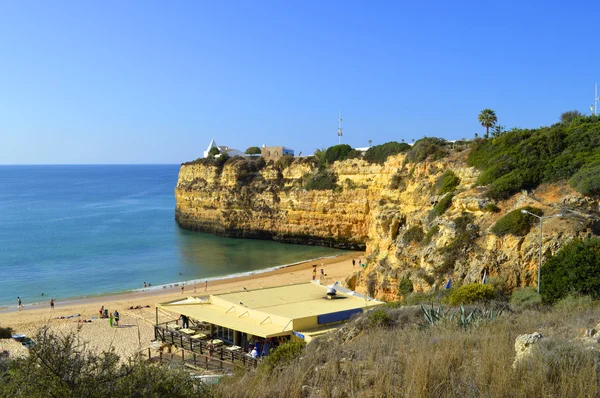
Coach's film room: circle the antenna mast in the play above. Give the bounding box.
[337,109,343,145]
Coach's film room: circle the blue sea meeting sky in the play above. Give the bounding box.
[1,1,599,165]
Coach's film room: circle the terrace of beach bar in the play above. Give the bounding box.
[156,281,384,351]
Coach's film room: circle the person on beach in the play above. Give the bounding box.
[205,281,208,291]
[181,285,184,294]
[50,299,54,309]
[113,310,119,326]
[143,282,147,288]
[109,312,113,327]
[17,297,22,309]
[99,306,104,318]
[352,258,355,267]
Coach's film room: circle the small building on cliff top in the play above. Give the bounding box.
[157,281,383,347]
[203,139,245,158]
[261,145,294,161]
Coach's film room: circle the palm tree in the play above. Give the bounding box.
[478,109,498,138]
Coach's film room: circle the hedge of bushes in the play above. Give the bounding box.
[491,206,543,237]
[363,141,411,164]
[406,137,448,163]
[468,115,600,199]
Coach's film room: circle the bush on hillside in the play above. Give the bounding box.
[446,284,496,306]
[435,170,460,195]
[429,194,453,220]
[438,214,480,274]
[569,163,600,196]
[485,203,501,213]
[368,309,393,327]
[304,170,338,191]
[468,115,600,199]
[406,137,448,163]
[261,341,306,373]
[423,225,440,245]
[398,277,414,297]
[491,206,543,237]
[510,287,542,310]
[540,238,600,304]
[403,226,424,244]
[345,149,363,160]
[0,328,206,397]
[363,141,411,164]
[276,154,294,170]
[325,144,354,164]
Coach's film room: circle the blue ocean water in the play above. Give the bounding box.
[0,165,343,308]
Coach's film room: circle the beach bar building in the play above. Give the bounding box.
[156,282,384,352]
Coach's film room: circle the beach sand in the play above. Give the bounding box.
[0,253,363,360]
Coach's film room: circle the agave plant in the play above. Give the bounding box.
[421,304,503,329]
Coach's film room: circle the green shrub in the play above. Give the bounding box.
[368,309,393,327]
[423,225,440,245]
[325,144,354,164]
[276,154,294,170]
[541,238,600,304]
[398,277,414,297]
[468,115,600,199]
[446,284,496,305]
[429,194,453,220]
[491,206,543,237]
[435,170,460,195]
[569,163,600,196]
[485,203,501,213]
[208,147,221,157]
[363,141,411,164]
[403,226,424,244]
[406,137,448,163]
[260,341,306,373]
[510,287,542,310]
[0,326,12,339]
[553,294,595,311]
[305,170,338,191]
[245,146,262,155]
[345,149,363,160]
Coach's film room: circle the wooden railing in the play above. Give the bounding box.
[154,324,258,369]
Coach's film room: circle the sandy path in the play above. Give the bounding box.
[0,253,363,359]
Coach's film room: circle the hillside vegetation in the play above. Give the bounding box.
[468,115,600,199]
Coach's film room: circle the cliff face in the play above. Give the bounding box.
[175,152,600,297]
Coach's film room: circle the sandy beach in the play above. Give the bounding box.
[0,252,363,360]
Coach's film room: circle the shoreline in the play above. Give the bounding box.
[0,252,362,314]
[0,251,364,360]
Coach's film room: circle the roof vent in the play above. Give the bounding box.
[326,287,337,299]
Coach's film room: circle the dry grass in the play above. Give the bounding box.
[213,303,600,398]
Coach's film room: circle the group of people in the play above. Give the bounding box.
[98,306,120,326]
[352,258,365,268]
[247,336,287,359]
[311,264,326,280]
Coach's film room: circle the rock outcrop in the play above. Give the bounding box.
[175,150,600,298]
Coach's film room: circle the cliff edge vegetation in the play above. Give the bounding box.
[175,116,600,297]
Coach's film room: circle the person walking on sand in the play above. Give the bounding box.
[352,258,355,267]
[113,310,119,326]
[193,285,196,293]
[50,299,54,309]
[205,281,208,291]
[17,297,22,309]
[181,285,184,294]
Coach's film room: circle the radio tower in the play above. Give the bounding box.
[337,109,343,145]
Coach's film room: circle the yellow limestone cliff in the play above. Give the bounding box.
[175,153,599,299]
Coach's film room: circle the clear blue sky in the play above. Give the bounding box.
[1,1,599,164]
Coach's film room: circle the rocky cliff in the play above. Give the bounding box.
[175,150,600,298]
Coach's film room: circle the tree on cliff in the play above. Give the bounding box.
[478,109,497,139]
[208,147,221,158]
[245,146,262,156]
[560,110,583,124]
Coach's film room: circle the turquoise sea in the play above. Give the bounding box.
[0,165,343,309]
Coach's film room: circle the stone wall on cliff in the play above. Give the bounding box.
[175,150,600,298]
